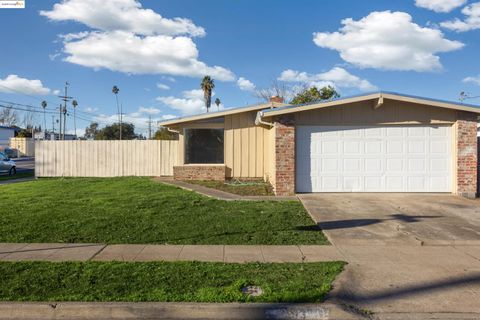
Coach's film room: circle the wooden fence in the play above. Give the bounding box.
[35,140,178,177]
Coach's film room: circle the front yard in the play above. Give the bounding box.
[0,170,34,181]
[0,261,344,302]
[0,177,327,244]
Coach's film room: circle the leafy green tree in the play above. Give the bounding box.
[84,122,100,140]
[154,127,178,140]
[96,122,138,140]
[200,76,215,112]
[290,85,340,105]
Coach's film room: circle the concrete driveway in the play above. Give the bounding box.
[299,193,480,246]
[298,193,480,317]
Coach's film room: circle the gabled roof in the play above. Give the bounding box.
[159,91,480,127]
[158,101,289,126]
[0,125,17,131]
[261,91,480,117]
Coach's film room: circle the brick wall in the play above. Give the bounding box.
[174,165,226,181]
[456,111,477,199]
[274,115,295,196]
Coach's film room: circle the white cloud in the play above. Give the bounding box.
[52,89,61,95]
[162,76,176,82]
[84,106,99,113]
[92,106,175,136]
[60,31,235,80]
[138,106,161,115]
[237,77,256,91]
[156,83,170,90]
[441,3,480,31]
[40,0,205,37]
[41,0,235,81]
[0,75,52,95]
[415,0,467,12]
[157,89,221,115]
[313,11,464,71]
[463,75,480,86]
[279,67,377,91]
[161,114,176,120]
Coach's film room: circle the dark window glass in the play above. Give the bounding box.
[185,129,224,164]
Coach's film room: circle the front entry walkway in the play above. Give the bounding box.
[299,193,480,315]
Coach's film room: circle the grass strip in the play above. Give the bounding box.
[0,261,344,302]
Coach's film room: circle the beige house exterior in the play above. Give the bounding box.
[159,92,479,198]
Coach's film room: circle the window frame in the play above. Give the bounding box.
[183,127,225,165]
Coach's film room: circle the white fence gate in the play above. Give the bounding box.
[35,140,178,177]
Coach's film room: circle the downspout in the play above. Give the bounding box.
[167,127,180,134]
[374,94,384,109]
[255,110,274,127]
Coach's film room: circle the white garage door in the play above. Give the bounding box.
[296,125,452,193]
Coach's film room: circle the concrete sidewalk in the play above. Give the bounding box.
[0,302,361,320]
[0,243,342,263]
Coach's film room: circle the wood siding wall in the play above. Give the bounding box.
[35,140,178,177]
[225,111,273,179]
[294,100,457,126]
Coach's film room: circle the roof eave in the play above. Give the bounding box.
[158,102,290,126]
[261,91,480,117]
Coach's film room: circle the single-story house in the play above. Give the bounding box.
[0,125,16,150]
[158,91,479,198]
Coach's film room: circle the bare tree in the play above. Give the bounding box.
[23,108,35,127]
[255,80,298,103]
[0,107,18,126]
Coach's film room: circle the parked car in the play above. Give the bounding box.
[0,152,16,175]
[2,148,17,159]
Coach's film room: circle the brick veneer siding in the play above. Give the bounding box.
[174,165,226,181]
[274,115,295,196]
[456,111,477,199]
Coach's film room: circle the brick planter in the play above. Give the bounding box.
[174,165,226,181]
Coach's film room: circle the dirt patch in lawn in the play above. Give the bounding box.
[186,179,274,196]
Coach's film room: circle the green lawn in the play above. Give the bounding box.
[0,170,34,181]
[0,261,344,302]
[187,180,274,196]
[0,177,327,244]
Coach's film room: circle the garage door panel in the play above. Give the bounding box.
[296,125,452,193]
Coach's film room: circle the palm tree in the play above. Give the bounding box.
[72,100,78,138]
[214,98,221,111]
[112,85,122,140]
[41,101,47,139]
[200,76,215,113]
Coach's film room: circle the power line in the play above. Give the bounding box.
[0,103,56,114]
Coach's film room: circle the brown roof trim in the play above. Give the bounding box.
[261,92,480,117]
[158,102,288,126]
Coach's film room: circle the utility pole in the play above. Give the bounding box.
[51,115,55,140]
[72,100,78,139]
[147,115,153,139]
[59,104,62,140]
[58,82,72,140]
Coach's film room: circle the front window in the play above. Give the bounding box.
[185,129,224,164]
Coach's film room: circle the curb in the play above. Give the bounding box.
[0,302,362,320]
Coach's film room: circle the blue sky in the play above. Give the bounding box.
[0,0,479,136]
